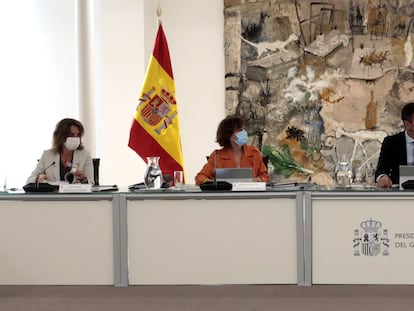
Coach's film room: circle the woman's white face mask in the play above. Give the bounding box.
[64,137,80,151]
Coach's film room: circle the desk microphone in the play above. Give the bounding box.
[65,171,75,184]
[199,150,232,191]
[213,149,218,187]
[35,161,56,189]
[64,162,80,184]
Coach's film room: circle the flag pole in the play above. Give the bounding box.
[156,2,162,26]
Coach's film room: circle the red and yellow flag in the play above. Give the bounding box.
[128,23,184,178]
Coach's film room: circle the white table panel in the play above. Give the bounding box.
[311,195,414,284]
[0,199,114,285]
[127,197,298,285]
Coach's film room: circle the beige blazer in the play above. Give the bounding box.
[26,149,94,184]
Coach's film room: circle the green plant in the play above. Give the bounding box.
[262,145,314,178]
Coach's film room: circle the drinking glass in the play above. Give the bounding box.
[173,170,184,189]
[365,164,376,188]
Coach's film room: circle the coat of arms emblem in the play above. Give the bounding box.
[353,218,390,256]
[138,87,177,134]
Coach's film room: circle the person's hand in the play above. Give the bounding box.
[37,174,48,182]
[378,175,392,188]
[74,170,88,183]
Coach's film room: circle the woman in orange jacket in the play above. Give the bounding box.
[195,115,269,185]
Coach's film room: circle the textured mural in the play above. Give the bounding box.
[224,0,414,186]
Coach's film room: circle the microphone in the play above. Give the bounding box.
[64,162,80,184]
[65,171,75,184]
[199,150,232,191]
[35,161,56,189]
[213,149,217,187]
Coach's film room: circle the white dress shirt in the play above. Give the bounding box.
[405,131,414,165]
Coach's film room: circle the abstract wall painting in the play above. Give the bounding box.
[224,0,414,185]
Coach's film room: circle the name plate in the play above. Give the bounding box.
[231,182,266,191]
[59,184,92,193]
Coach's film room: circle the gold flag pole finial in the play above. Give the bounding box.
[156,2,162,26]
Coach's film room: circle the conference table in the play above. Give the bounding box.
[0,185,413,286]
[0,187,302,286]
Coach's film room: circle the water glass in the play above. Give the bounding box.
[174,170,184,189]
[365,165,376,188]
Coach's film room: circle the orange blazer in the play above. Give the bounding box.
[195,145,270,185]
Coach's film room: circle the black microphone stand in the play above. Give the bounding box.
[35,161,56,190]
[213,150,217,187]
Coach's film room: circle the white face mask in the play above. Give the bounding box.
[64,137,80,151]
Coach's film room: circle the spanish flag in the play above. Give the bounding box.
[128,23,184,178]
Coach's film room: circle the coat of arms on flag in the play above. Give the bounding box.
[139,87,178,135]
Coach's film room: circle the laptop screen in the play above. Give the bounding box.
[215,167,253,182]
[399,165,414,189]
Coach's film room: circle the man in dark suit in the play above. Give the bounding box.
[376,102,414,188]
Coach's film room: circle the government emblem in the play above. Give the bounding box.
[138,87,177,134]
[353,218,390,256]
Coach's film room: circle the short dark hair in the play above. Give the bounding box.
[216,115,244,148]
[401,103,414,122]
[52,118,85,153]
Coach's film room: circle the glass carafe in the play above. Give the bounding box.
[144,156,163,189]
[335,155,353,188]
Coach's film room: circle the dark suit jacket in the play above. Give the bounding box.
[375,131,407,184]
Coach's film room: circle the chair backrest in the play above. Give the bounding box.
[262,155,269,169]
